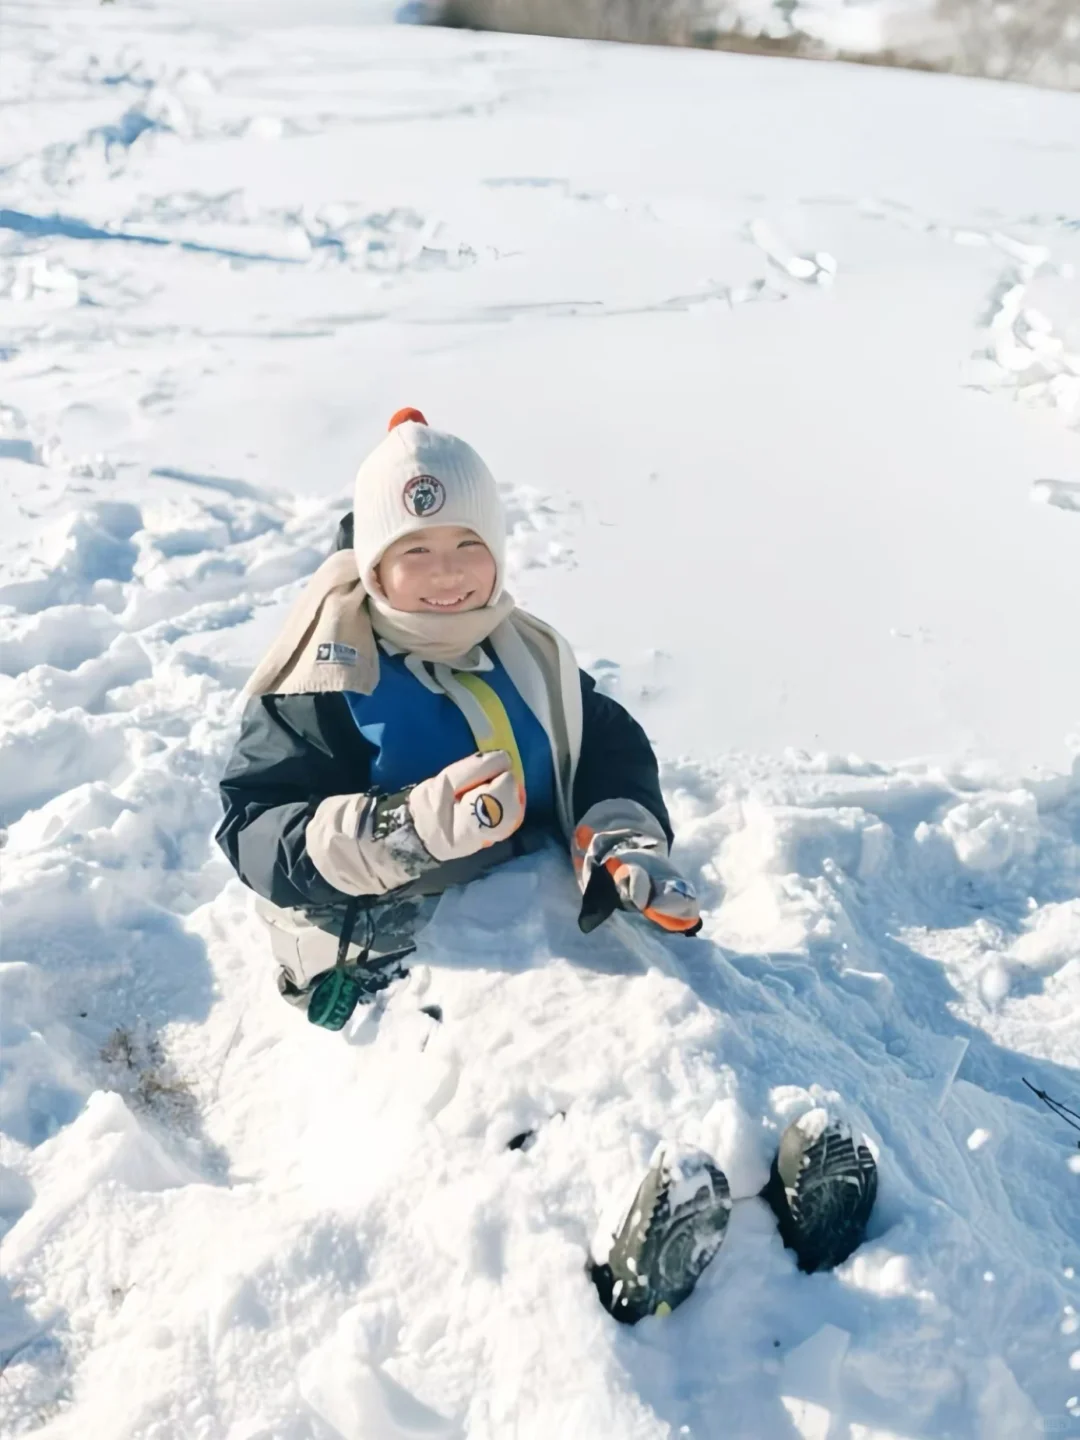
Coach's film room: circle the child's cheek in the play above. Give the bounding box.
[385,560,417,604]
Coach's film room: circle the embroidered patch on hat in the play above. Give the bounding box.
[316,641,358,666]
[403,474,446,518]
[473,792,504,829]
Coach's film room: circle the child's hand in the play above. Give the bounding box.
[602,850,701,934]
[572,800,701,936]
[409,750,524,861]
[307,751,524,898]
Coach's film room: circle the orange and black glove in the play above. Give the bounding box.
[572,800,701,937]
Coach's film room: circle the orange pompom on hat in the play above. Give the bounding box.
[387,406,427,429]
[352,407,507,601]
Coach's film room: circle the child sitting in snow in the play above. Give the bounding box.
[217,406,700,1024]
[217,409,877,1323]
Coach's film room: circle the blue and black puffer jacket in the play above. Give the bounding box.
[216,515,671,1014]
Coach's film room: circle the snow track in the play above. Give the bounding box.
[2,3,1080,1436]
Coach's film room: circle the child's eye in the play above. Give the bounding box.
[459,540,482,548]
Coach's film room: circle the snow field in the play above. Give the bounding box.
[1,2,1079,1435]
[1,467,1078,1435]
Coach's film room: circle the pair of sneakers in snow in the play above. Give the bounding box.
[590,1112,877,1324]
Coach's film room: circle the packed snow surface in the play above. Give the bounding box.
[1,2,1079,1437]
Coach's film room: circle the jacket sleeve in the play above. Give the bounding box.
[216,693,374,910]
[572,672,673,846]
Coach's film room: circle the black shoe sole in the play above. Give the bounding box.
[762,1119,877,1273]
[591,1149,732,1324]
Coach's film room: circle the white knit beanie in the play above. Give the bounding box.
[353,408,507,600]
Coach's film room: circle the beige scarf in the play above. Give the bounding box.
[243,551,511,698]
[242,550,585,837]
[368,590,517,668]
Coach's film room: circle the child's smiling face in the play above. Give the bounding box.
[375,525,497,613]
